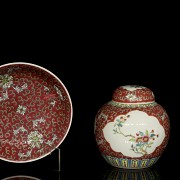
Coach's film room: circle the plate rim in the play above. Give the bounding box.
[0,62,73,163]
[1,175,41,180]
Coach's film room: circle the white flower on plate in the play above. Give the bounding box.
[16,105,27,115]
[45,134,58,146]
[13,125,28,135]
[0,90,9,102]
[13,83,28,93]
[32,117,46,129]
[18,150,32,158]
[0,74,13,89]
[50,99,56,107]
[27,131,43,149]
[54,85,64,100]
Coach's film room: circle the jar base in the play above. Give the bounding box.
[102,154,160,169]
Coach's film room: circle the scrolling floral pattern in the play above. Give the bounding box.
[0,64,72,162]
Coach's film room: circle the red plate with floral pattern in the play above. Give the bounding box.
[0,62,72,163]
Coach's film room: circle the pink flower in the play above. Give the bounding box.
[143,136,149,142]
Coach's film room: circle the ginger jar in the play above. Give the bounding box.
[94,85,170,169]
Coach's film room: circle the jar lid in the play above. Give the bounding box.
[112,85,155,103]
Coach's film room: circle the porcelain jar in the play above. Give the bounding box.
[94,85,170,169]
